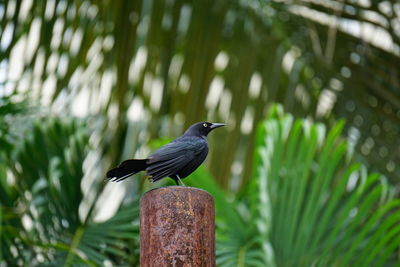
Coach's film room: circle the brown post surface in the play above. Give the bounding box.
[140,186,215,267]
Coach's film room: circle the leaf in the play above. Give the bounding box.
[0,118,140,266]
[253,105,400,266]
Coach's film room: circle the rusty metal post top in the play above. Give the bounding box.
[140,185,215,267]
[141,185,213,200]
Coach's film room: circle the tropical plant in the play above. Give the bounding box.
[1,0,399,191]
[0,115,140,266]
[255,106,400,266]
[190,105,400,266]
[1,0,400,265]
[1,101,399,266]
[189,167,275,267]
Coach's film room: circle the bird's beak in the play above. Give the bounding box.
[210,123,226,130]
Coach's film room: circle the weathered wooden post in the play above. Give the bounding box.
[140,186,215,267]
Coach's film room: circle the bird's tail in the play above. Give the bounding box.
[106,159,147,182]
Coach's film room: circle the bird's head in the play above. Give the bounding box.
[184,122,226,137]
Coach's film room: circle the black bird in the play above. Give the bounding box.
[106,122,225,185]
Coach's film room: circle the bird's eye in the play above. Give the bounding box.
[203,123,208,127]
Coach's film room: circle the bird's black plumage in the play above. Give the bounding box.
[106,122,225,185]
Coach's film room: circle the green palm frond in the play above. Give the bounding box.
[0,118,140,266]
[0,95,28,154]
[255,105,400,266]
[2,0,399,187]
[190,105,400,266]
[189,167,275,267]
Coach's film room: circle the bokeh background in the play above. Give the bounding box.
[1,0,400,266]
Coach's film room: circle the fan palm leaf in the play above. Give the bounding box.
[0,118,140,266]
[254,105,400,266]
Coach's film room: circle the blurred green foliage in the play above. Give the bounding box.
[0,107,140,266]
[1,0,399,189]
[2,103,399,266]
[1,0,400,266]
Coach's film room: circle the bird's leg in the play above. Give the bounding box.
[176,174,186,187]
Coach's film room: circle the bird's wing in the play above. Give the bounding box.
[147,136,207,163]
[146,137,207,181]
[177,146,208,178]
[147,154,192,182]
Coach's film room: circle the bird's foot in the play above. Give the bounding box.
[176,175,186,187]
